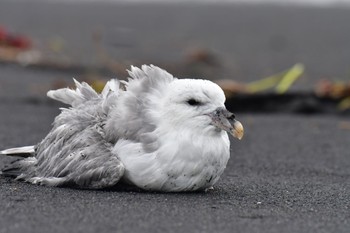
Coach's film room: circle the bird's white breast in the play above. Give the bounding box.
[113,130,230,192]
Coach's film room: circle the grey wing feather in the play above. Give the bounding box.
[47,78,117,107]
[9,79,124,189]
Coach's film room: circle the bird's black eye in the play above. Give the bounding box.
[187,98,202,106]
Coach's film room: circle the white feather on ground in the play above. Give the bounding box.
[0,65,243,192]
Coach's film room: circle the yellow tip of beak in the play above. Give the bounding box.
[232,120,244,140]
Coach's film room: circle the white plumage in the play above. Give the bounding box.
[0,65,243,192]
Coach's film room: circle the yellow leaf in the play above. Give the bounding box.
[275,63,304,94]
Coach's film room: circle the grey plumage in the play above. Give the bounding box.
[3,79,124,188]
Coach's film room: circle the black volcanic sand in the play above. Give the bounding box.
[1,101,350,233]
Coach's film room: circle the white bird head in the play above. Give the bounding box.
[106,65,243,142]
[158,79,244,139]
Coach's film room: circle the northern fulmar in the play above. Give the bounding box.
[1,65,244,192]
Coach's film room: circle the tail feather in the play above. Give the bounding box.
[1,158,23,177]
[0,145,35,157]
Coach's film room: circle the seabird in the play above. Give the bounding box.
[0,65,244,192]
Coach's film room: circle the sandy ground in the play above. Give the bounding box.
[1,2,350,233]
[0,100,350,233]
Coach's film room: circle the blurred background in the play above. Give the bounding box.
[0,0,350,112]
